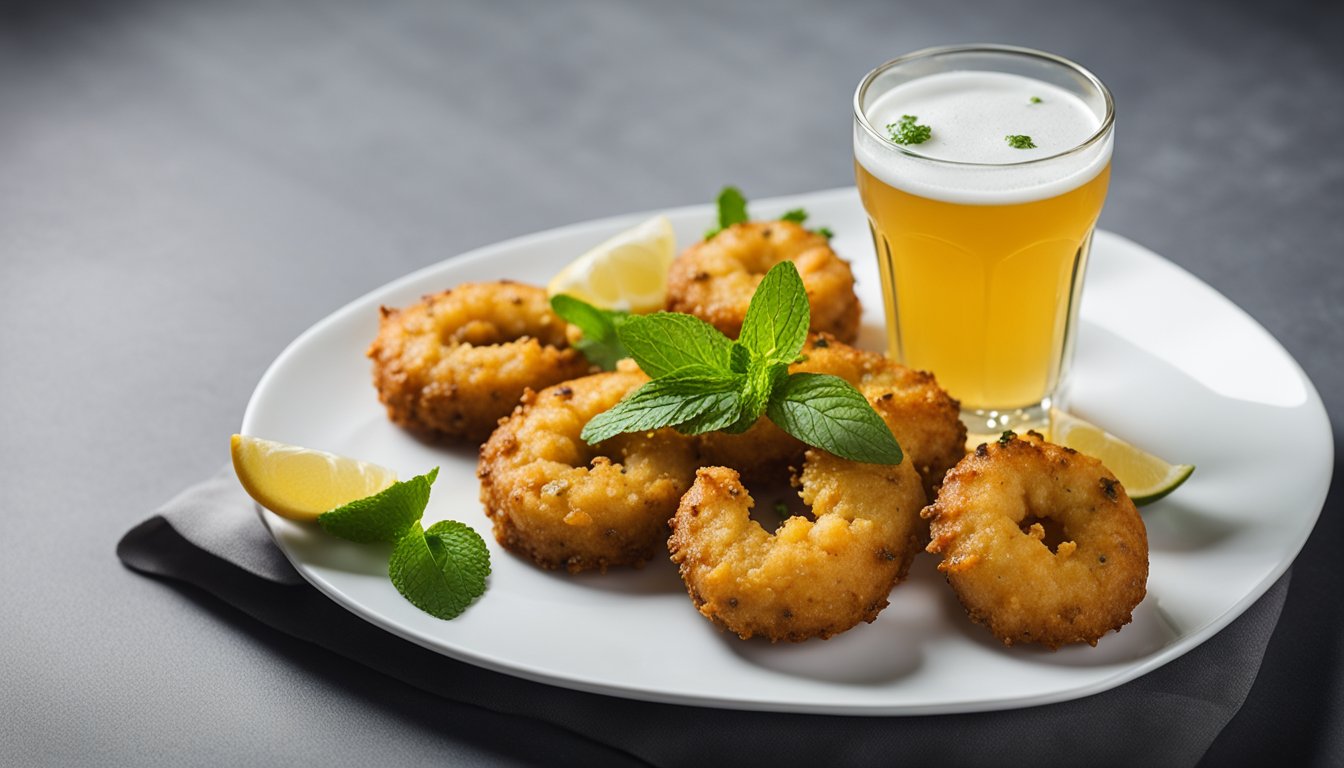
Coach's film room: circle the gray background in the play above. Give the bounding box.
[2,0,1341,765]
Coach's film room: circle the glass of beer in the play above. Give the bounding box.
[853,45,1114,440]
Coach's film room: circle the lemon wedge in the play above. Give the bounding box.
[230,434,398,522]
[547,214,675,313]
[1049,410,1194,506]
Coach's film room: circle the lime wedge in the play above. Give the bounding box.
[1049,409,1195,506]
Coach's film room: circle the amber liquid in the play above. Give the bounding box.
[855,161,1111,419]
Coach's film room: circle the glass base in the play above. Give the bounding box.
[961,400,1053,448]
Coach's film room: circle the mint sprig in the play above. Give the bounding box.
[581,261,902,464]
[703,186,750,240]
[317,468,490,620]
[550,294,629,370]
[704,188,833,241]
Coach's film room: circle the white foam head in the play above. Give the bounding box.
[855,69,1113,205]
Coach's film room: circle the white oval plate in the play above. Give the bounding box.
[243,188,1333,715]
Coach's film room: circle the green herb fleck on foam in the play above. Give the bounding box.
[581,261,902,465]
[318,468,490,621]
[886,114,932,146]
[1029,96,1043,104]
[1005,134,1038,149]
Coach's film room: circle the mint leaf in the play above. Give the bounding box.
[744,359,789,416]
[550,294,629,370]
[738,261,809,366]
[617,312,733,377]
[704,186,749,240]
[720,357,786,434]
[718,186,749,228]
[767,374,902,464]
[729,343,751,374]
[666,388,745,435]
[1005,134,1037,149]
[318,468,439,544]
[581,373,742,444]
[388,520,490,621]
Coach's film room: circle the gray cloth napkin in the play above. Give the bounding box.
[118,465,1289,767]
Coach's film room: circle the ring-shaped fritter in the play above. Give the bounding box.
[666,221,861,342]
[478,367,698,573]
[668,450,926,642]
[368,281,590,442]
[922,431,1149,649]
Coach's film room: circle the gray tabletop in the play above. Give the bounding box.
[3,1,1341,765]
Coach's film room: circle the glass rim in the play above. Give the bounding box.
[853,44,1115,169]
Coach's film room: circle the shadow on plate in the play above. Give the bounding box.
[407,433,482,462]
[1012,597,1177,667]
[928,554,1176,665]
[1143,500,1238,552]
[529,555,686,596]
[719,616,927,686]
[714,558,947,686]
[278,526,392,577]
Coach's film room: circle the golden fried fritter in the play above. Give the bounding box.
[478,367,698,573]
[666,221,860,342]
[695,417,805,484]
[796,334,966,498]
[668,450,926,642]
[368,281,590,442]
[923,431,1149,649]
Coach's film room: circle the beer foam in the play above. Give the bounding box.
[855,71,1112,205]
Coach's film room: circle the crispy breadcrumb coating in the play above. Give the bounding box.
[368,281,590,442]
[479,367,698,573]
[666,221,860,342]
[668,451,926,642]
[923,431,1149,649]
